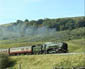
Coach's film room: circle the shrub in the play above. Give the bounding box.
[0,54,10,69]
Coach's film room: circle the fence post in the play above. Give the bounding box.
[18,64,21,69]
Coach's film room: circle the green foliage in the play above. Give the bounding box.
[16,20,24,24]
[24,19,29,23]
[40,16,85,31]
[1,16,85,31]
[0,54,10,69]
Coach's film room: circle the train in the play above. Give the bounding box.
[0,42,68,55]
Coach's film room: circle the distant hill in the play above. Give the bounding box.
[0,16,85,41]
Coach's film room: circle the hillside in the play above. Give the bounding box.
[0,16,85,41]
[0,16,85,53]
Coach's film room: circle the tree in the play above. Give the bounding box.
[17,20,23,23]
[24,19,29,23]
[37,19,43,24]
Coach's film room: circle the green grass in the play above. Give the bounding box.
[9,53,85,69]
[0,41,44,48]
[67,38,85,53]
[0,38,85,53]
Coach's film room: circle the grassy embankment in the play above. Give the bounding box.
[10,53,85,69]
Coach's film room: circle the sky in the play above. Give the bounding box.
[0,0,84,25]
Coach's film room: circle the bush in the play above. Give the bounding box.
[0,54,10,69]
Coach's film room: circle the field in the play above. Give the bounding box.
[67,38,85,53]
[0,38,85,53]
[10,53,85,69]
[0,38,85,69]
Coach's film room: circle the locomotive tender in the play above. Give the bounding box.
[0,42,68,55]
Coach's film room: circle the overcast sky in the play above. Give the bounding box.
[0,0,84,25]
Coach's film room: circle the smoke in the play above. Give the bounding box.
[0,23,57,41]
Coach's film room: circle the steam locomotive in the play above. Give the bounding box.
[0,42,68,55]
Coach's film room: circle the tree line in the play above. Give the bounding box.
[14,16,85,31]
